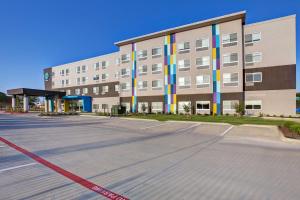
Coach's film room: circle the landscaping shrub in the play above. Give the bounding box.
[283,121,300,136]
[39,112,79,116]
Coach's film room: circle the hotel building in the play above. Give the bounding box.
[43,11,296,116]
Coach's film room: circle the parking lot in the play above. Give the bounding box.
[1,114,300,200]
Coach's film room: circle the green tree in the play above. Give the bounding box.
[234,102,245,116]
[183,103,191,115]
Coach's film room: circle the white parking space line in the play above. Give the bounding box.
[140,123,168,130]
[220,125,234,137]
[0,163,37,173]
[0,146,5,148]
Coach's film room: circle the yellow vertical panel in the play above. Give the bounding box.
[168,85,171,94]
[164,65,168,75]
[216,70,220,81]
[64,101,69,112]
[173,94,177,104]
[170,104,174,113]
[172,43,176,54]
[213,103,217,114]
[167,35,171,44]
[212,48,216,59]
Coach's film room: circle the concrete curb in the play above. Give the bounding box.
[239,124,277,128]
[278,128,300,144]
[121,117,158,122]
[79,115,109,119]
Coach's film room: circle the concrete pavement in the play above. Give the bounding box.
[0,114,300,200]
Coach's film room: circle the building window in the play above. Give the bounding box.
[138,65,147,75]
[94,62,100,71]
[138,80,147,90]
[196,101,210,111]
[65,69,69,76]
[196,75,210,88]
[83,88,88,95]
[120,68,130,77]
[60,69,65,76]
[152,47,162,57]
[223,73,239,87]
[222,33,238,46]
[245,32,261,44]
[65,79,69,86]
[77,77,80,85]
[151,102,163,113]
[152,63,162,74]
[75,88,80,95]
[245,72,262,83]
[178,101,191,114]
[138,102,148,113]
[93,74,100,82]
[102,85,109,94]
[178,77,191,88]
[101,61,108,69]
[82,65,87,73]
[82,77,87,84]
[102,104,109,110]
[195,38,209,50]
[223,53,238,66]
[245,100,262,110]
[51,72,55,77]
[196,56,210,69]
[102,73,108,81]
[76,66,81,74]
[223,100,238,111]
[120,82,130,91]
[245,52,262,64]
[115,58,121,65]
[66,89,71,95]
[178,59,190,70]
[115,84,119,92]
[93,87,99,95]
[178,42,190,53]
[138,50,147,60]
[61,80,65,86]
[93,104,99,110]
[152,80,162,89]
[121,54,130,63]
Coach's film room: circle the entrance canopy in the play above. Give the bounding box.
[7,88,66,98]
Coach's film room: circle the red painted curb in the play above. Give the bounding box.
[0,137,129,200]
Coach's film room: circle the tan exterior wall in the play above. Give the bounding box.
[219,19,244,93]
[244,15,296,69]
[135,36,165,97]
[118,44,132,98]
[92,97,120,113]
[51,52,119,91]
[176,25,212,95]
[245,89,296,116]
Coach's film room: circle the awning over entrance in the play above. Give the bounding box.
[7,88,66,112]
[63,96,92,112]
[7,88,65,98]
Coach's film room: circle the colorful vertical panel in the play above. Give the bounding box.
[131,43,137,112]
[164,34,177,114]
[212,24,221,115]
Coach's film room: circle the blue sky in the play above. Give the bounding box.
[0,0,299,93]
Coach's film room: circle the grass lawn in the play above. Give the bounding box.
[124,114,290,126]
